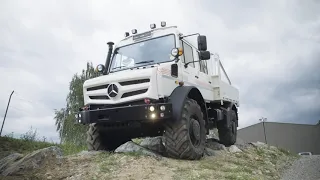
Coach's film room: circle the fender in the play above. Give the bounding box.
[169,86,209,128]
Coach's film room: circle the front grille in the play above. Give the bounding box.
[119,79,150,86]
[121,89,148,98]
[87,84,109,91]
[89,96,109,100]
[86,78,150,101]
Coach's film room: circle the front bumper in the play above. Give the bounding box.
[75,103,172,124]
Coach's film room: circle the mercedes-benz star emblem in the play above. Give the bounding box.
[107,84,118,97]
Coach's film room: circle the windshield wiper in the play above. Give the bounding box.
[135,60,154,65]
[112,66,126,70]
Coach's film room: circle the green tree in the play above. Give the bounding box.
[54,62,100,145]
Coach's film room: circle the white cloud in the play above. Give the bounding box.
[0,0,319,141]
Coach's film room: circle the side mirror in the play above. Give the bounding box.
[199,51,211,60]
[197,35,207,51]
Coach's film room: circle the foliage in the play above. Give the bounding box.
[54,62,100,145]
[20,126,38,141]
[0,129,86,159]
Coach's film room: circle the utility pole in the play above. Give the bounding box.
[259,117,268,144]
[0,90,14,136]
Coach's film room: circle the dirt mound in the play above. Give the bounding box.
[0,137,298,180]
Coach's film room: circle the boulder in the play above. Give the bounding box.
[206,138,227,151]
[1,146,63,176]
[0,153,23,173]
[250,141,267,148]
[115,141,162,160]
[140,136,165,154]
[204,148,220,157]
[228,145,242,153]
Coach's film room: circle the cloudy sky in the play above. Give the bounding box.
[1,0,319,142]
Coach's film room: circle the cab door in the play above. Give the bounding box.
[181,41,199,87]
[197,55,214,101]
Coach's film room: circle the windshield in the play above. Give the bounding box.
[109,34,175,72]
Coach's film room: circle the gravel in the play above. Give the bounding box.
[281,155,320,180]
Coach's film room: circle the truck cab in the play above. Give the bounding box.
[76,22,240,160]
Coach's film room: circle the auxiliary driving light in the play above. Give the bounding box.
[149,106,155,112]
[151,113,156,119]
[150,23,156,29]
[124,32,130,37]
[161,21,166,27]
[160,105,166,111]
[171,48,183,57]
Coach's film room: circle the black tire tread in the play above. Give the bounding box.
[218,110,237,146]
[163,98,206,160]
[86,123,105,151]
[86,123,130,151]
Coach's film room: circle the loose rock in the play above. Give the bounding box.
[228,145,242,153]
[115,141,162,160]
[206,138,227,151]
[140,136,166,155]
[204,148,217,156]
[0,153,23,173]
[250,141,267,148]
[1,146,63,176]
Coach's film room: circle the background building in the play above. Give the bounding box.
[238,121,320,154]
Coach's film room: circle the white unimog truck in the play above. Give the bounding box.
[76,22,240,160]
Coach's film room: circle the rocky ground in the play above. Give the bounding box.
[0,135,298,180]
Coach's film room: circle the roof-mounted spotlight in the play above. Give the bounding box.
[161,21,166,27]
[150,23,156,29]
[131,29,137,34]
[124,32,130,37]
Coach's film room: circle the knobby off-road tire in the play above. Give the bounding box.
[163,98,206,160]
[217,109,237,146]
[87,123,129,151]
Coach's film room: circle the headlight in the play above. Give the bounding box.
[96,64,105,73]
[149,106,155,112]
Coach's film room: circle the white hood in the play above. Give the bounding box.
[83,67,159,105]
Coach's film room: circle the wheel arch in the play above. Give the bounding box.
[169,86,209,131]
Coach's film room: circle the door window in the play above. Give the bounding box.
[182,42,194,68]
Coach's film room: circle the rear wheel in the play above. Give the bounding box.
[87,123,129,151]
[217,109,237,146]
[163,98,206,160]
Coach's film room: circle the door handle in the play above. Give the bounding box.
[195,76,199,79]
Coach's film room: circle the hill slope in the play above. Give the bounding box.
[0,136,298,180]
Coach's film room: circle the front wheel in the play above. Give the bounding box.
[163,98,206,160]
[86,123,129,151]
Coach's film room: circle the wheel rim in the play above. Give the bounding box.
[189,117,201,147]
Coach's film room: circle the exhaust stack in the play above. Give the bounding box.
[104,41,114,75]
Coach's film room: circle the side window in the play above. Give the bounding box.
[182,42,194,68]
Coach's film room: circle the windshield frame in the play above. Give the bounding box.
[108,33,177,73]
